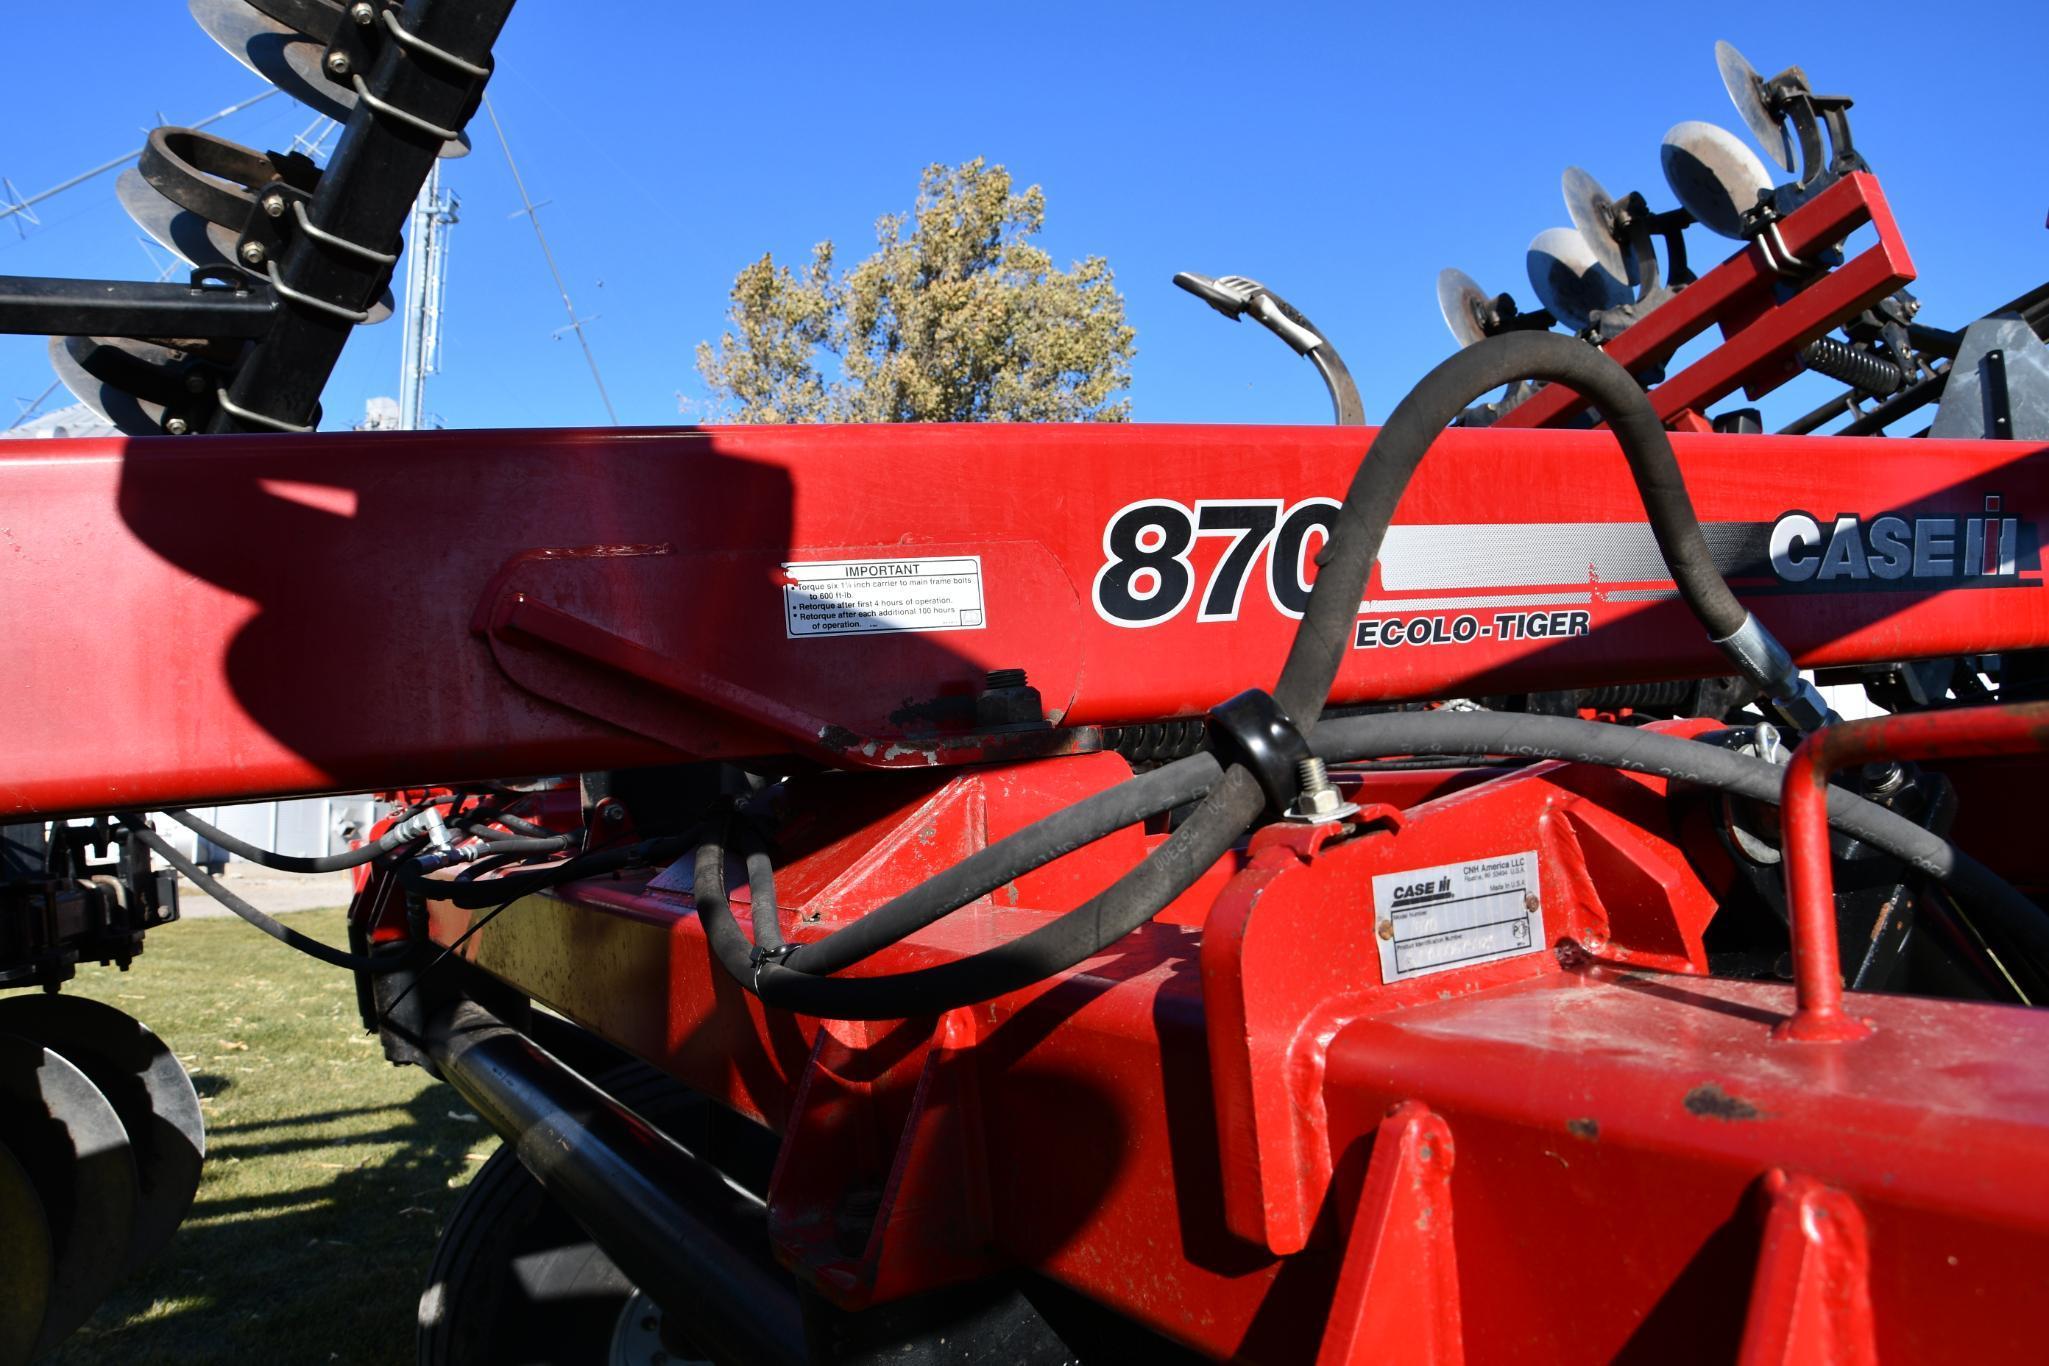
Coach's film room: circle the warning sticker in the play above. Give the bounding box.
[1371,851,1544,982]
[782,556,986,638]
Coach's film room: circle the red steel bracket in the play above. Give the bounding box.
[1737,1171,1877,1366]
[1315,1101,1462,1366]
[1204,742,1722,1256]
[768,1009,1001,1308]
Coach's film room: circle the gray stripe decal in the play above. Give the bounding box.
[1359,592,1591,612]
[1377,521,1771,591]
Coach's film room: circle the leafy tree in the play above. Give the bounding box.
[696,159,1134,423]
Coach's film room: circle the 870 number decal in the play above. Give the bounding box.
[1092,498,1338,627]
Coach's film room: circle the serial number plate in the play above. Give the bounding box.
[1372,851,1544,982]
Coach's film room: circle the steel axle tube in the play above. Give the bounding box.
[422,1000,805,1366]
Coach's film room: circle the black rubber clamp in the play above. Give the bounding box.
[1207,689,1312,813]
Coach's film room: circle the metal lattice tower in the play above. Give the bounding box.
[398,163,459,431]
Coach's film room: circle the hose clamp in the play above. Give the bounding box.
[750,941,799,991]
[1207,689,1314,814]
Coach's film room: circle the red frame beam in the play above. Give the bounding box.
[3,420,2044,818]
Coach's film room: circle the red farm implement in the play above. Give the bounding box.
[2,8,2048,1364]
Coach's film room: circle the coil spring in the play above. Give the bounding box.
[1800,336,1903,396]
[1582,680,1695,710]
[1102,719,1209,768]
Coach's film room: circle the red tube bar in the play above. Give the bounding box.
[1778,700,2049,1041]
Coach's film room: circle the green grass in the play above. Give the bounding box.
[49,908,499,1366]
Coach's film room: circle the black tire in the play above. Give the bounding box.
[417,1063,708,1366]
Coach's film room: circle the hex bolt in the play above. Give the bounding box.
[238,241,266,266]
[325,51,351,76]
[1294,757,1344,810]
[163,416,189,435]
[1288,756,1356,822]
[260,192,286,218]
[1298,756,1331,795]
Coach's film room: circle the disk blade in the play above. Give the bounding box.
[189,0,471,156]
[117,166,240,272]
[0,996,205,1274]
[1561,166,1630,284]
[0,1032,140,1357]
[113,172,397,322]
[1715,39,1794,172]
[1526,227,1630,332]
[1435,267,1492,349]
[1661,121,1773,239]
[190,0,350,119]
[49,336,174,436]
[0,1140,53,1366]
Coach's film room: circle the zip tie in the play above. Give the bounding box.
[349,74,461,143]
[264,260,373,322]
[380,9,492,78]
[749,941,799,992]
[215,387,313,433]
[290,199,399,266]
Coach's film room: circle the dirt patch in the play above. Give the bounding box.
[1683,1082,1762,1122]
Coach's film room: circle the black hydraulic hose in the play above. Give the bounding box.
[454,835,578,859]
[695,765,1266,1020]
[454,852,525,883]
[698,713,2049,1015]
[1308,712,2049,992]
[694,334,1792,1018]
[401,834,699,911]
[160,805,424,873]
[458,809,553,839]
[1273,331,1747,730]
[120,819,413,974]
[773,752,1221,976]
[736,824,785,956]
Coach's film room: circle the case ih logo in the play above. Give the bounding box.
[1391,875,1454,905]
[1769,496,2020,585]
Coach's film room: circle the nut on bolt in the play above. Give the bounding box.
[260,192,286,218]
[1286,757,1360,824]
[325,51,351,76]
[348,1,376,22]
[238,241,266,266]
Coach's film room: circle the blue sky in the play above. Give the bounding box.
[2,2,2042,432]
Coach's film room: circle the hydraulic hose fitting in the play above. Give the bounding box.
[388,805,454,852]
[407,837,488,874]
[1710,613,1836,732]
